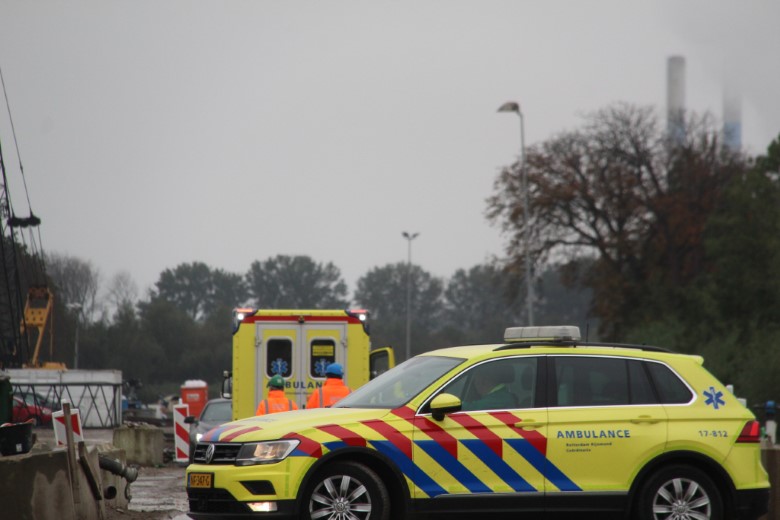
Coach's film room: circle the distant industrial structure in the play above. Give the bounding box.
[665,55,742,151]
[666,55,686,144]
[722,78,742,151]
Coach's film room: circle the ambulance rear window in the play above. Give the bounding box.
[310,339,336,378]
[267,338,293,378]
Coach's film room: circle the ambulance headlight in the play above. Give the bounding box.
[236,439,300,466]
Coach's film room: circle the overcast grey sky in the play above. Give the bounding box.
[1,0,778,299]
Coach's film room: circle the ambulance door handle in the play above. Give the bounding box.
[515,420,543,430]
[631,415,661,424]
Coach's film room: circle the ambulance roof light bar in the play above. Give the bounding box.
[504,325,581,343]
[346,309,369,322]
[234,308,254,321]
[346,309,370,334]
[232,308,256,334]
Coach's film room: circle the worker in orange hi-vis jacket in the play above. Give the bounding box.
[256,375,298,415]
[306,363,352,409]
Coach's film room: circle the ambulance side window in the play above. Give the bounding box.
[439,373,468,400]
[436,357,537,412]
[629,360,658,404]
[267,338,293,377]
[646,362,693,404]
[552,357,629,407]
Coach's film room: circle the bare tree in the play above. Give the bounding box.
[488,103,746,338]
[105,270,139,315]
[45,252,101,322]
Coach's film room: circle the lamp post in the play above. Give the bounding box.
[498,101,534,325]
[402,231,419,361]
[67,303,82,369]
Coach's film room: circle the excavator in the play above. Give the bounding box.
[20,286,61,369]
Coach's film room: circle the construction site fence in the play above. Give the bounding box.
[11,382,122,428]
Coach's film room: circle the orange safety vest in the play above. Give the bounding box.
[306,378,352,409]
[255,389,298,416]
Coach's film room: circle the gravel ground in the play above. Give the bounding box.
[105,464,189,520]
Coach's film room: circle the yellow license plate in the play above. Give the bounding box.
[188,473,213,488]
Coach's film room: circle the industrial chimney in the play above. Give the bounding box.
[722,79,742,151]
[667,56,686,143]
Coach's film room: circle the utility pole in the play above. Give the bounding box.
[402,231,419,361]
[498,101,534,325]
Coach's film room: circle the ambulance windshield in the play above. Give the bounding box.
[333,356,464,409]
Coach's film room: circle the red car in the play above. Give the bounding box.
[12,395,53,426]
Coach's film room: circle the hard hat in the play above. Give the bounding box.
[325,363,343,377]
[268,374,285,388]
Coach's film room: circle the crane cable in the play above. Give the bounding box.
[0,114,30,364]
[0,63,47,283]
[0,62,46,366]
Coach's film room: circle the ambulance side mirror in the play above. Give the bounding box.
[430,393,462,421]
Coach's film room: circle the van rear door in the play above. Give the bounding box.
[255,320,347,408]
[301,323,347,405]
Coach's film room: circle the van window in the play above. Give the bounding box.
[369,350,390,379]
[629,360,658,404]
[267,338,293,377]
[310,339,336,378]
[552,357,666,407]
[646,362,693,404]
[438,357,538,412]
[552,357,629,407]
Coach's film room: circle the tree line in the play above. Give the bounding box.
[30,254,591,401]
[2,102,778,408]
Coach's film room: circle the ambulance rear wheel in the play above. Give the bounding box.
[636,464,723,520]
[302,461,390,520]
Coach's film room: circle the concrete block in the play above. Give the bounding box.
[112,425,164,466]
[97,446,130,510]
[0,445,103,520]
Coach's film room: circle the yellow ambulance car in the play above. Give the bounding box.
[187,325,769,519]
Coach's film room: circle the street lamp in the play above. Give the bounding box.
[498,101,534,326]
[67,303,82,369]
[402,231,419,361]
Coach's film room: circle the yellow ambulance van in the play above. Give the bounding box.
[226,308,394,420]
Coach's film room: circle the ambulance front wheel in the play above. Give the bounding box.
[301,461,390,520]
[635,464,723,520]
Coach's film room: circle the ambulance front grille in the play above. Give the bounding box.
[192,442,242,464]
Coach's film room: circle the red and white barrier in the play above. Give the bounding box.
[173,403,190,463]
[52,408,83,446]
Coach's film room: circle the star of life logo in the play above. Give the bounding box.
[703,386,725,410]
[271,358,289,376]
[314,358,329,377]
